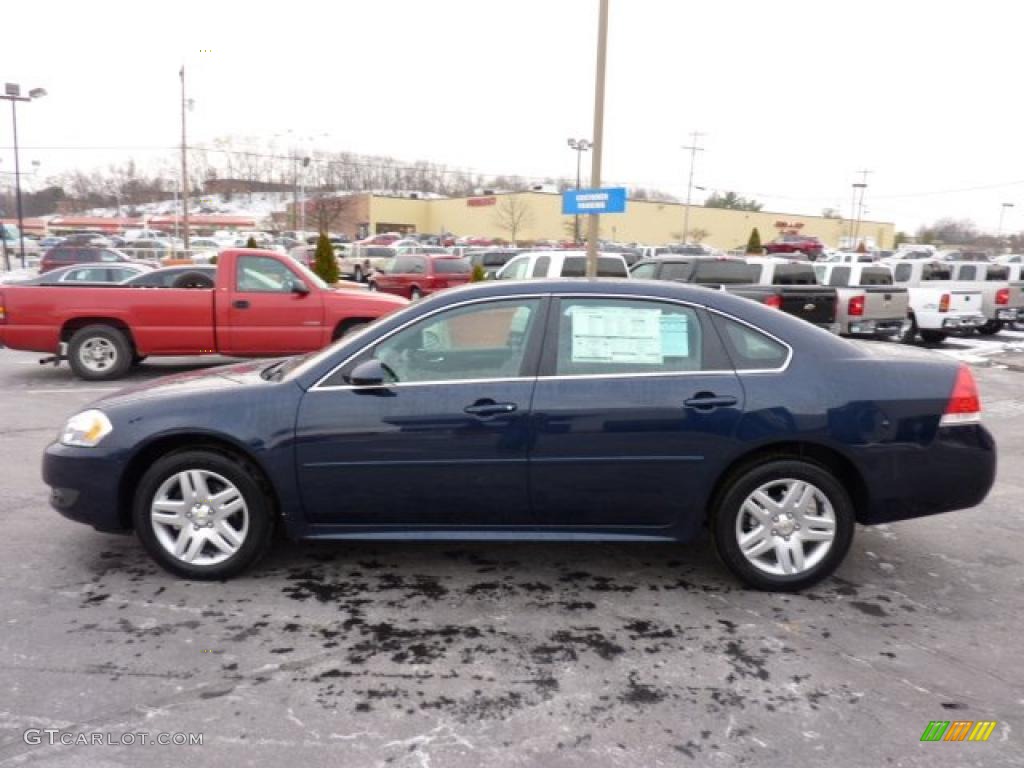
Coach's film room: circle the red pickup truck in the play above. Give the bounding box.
[0,249,407,380]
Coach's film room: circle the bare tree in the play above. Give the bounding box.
[493,195,533,245]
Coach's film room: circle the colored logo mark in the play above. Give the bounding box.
[920,720,997,742]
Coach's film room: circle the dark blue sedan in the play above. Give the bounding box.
[43,279,996,591]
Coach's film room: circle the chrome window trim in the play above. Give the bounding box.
[310,290,793,392]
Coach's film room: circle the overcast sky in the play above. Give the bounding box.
[3,0,1022,232]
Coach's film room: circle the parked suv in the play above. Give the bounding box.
[369,253,472,299]
[763,234,825,259]
[39,246,132,273]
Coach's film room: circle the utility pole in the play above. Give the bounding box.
[681,131,705,245]
[179,66,191,251]
[851,169,871,248]
[998,202,1014,238]
[585,0,609,278]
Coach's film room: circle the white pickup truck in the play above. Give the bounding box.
[884,259,985,343]
[945,261,1024,335]
[813,262,909,338]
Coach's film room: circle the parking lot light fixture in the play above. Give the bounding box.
[567,138,591,244]
[0,83,46,268]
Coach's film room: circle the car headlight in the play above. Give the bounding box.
[60,410,113,447]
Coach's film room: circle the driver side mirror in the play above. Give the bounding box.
[348,358,390,387]
[291,281,310,295]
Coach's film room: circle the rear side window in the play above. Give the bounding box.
[893,264,912,283]
[826,266,851,287]
[433,258,470,274]
[531,255,550,277]
[630,262,658,279]
[498,256,530,280]
[772,265,817,285]
[922,264,951,281]
[859,267,893,286]
[695,261,759,284]
[714,315,789,371]
[553,298,704,376]
[561,256,628,278]
[958,265,977,280]
[659,262,694,281]
[986,266,1008,281]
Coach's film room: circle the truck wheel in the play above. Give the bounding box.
[899,317,917,344]
[977,320,1002,336]
[133,449,275,580]
[920,330,948,345]
[68,325,133,381]
[711,459,855,592]
[353,266,364,283]
[410,287,423,300]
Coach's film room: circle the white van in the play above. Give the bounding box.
[496,250,629,280]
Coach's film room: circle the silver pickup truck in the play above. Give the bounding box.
[946,261,1024,335]
[813,262,910,338]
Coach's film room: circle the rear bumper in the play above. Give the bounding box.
[42,442,129,533]
[845,318,906,337]
[856,424,996,525]
[941,314,985,330]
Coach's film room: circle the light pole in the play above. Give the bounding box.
[998,202,1014,238]
[1,83,46,268]
[585,0,609,277]
[681,131,705,245]
[851,182,867,247]
[567,138,591,244]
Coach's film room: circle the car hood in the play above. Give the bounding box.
[94,359,278,408]
[325,287,409,309]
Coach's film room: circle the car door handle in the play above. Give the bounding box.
[683,393,738,410]
[464,401,518,417]
[233,300,250,309]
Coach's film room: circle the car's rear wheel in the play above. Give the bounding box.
[133,450,274,580]
[712,459,855,591]
[410,287,422,300]
[367,281,378,291]
[67,325,132,381]
[977,320,1002,336]
[920,329,948,344]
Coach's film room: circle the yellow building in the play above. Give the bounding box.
[304,192,893,250]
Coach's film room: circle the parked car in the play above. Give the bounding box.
[944,261,1024,335]
[630,256,759,285]
[496,251,630,280]
[812,262,909,338]
[41,279,996,590]
[12,262,153,286]
[359,232,403,246]
[341,245,397,283]
[122,266,217,289]
[763,235,825,260]
[0,249,407,380]
[466,248,525,279]
[40,246,134,273]
[38,236,65,248]
[884,259,985,343]
[369,253,472,299]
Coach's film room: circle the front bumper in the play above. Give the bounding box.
[42,442,129,533]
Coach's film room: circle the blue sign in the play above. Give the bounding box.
[562,187,627,215]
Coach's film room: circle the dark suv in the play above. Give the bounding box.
[39,246,131,273]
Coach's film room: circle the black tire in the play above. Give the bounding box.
[898,316,917,344]
[410,287,422,300]
[353,266,364,283]
[919,329,948,345]
[133,449,275,580]
[711,459,855,592]
[977,320,1002,336]
[67,324,133,381]
[367,281,378,292]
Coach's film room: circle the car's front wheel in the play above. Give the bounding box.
[919,329,948,345]
[712,459,855,591]
[133,450,275,580]
[977,320,1002,336]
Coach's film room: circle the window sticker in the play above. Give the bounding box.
[570,306,663,364]
[660,313,690,357]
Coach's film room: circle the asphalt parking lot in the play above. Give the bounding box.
[0,340,1021,768]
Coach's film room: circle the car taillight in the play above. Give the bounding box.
[848,295,865,316]
[996,288,1009,305]
[0,302,5,323]
[940,364,981,426]
[764,295,783,309]
[939,293,950,312]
